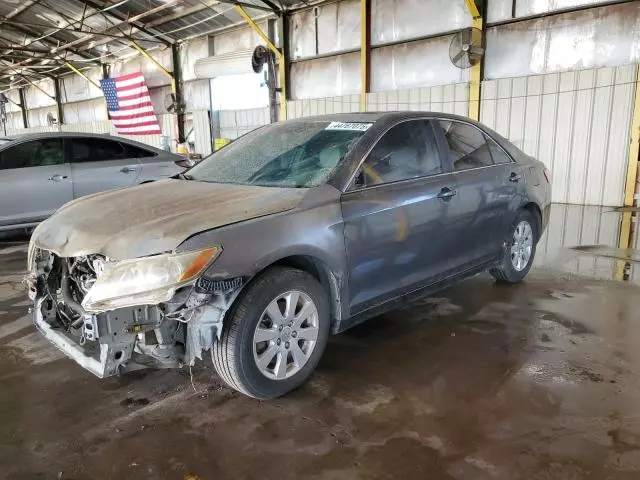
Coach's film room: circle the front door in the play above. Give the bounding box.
[341,119,458,315]
[0,138,72,227]
[433,120,514,266]
[69,137,142,198]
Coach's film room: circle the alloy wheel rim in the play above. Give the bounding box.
[252,290,319,380]
[511,220,533,271]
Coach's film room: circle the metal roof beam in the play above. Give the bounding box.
[80,0,173,45]
[49,0,183,53]
[144,0,220,28]
[0,20,167,44]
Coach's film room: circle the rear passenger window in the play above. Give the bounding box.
[356,120,442,187]
[436,120,493,171]
[70,138,129,162]
[124,144,155,158]
[93,139,126,161]
[486,136,512,165]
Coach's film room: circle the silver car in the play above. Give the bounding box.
[0,132,188,232]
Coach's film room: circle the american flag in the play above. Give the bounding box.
[100,72,161,135]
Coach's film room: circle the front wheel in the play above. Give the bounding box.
[211,267,330,399]
[489,209,538,283]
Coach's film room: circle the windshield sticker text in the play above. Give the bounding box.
[326,122,373,132]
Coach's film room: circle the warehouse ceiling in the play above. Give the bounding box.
[0,0,305,89]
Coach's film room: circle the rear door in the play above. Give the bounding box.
[69,137,142,198]
[341,119,459,314]
[433,119,516,266]
[0,138,72,227]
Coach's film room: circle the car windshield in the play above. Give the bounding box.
[185,120,370,188]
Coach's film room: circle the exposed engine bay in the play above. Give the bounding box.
[26,248,240,378]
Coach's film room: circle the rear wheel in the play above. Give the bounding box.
[489,209,538,283]
[211,267,330,399]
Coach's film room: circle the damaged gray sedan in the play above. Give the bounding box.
[26,112,551,399]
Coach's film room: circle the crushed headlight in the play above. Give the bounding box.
[81,247,221,312]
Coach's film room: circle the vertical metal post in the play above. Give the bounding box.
[172,43,186,143]
[360,0,371,112]
[267,19,279,124]
[53,77,64,125]
[281,14,291,113]
[18,87,28,128]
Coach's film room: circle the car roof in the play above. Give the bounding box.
[1,131,166,153]
[283,111,482,125]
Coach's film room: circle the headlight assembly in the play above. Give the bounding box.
[81,247,221,312]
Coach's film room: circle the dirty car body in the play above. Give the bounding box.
[26,113,551,397]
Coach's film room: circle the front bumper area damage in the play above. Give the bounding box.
[27,248,240,378]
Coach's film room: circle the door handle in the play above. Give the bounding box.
[437,187,457,200]
[120,166,137,173]
[509,172,522,182]
[48,175,68,181]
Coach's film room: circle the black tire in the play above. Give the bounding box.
[489,209,538,283]
[211,267,330,399]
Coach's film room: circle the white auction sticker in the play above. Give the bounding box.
[326,122,373,132]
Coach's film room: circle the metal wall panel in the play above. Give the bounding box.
[488,0,615,22]
[367,83,469,115]
[218,107,270,139]
[61,67,103,103]
[485,3,640,79]
[26,106,58,127]
[24,79,56,109]
[372,0,471,45]
[371,36,469,92]
[480,65,636,206]
[287,94,360,119]
[291,52,361,99]
[111,48,173,88]
[181,37,212,81]
[184,80,211,111]
[291,0,360,59]
[60,121,110,134]
[213,22,267,56]
[534,203,622,280]
[189,109,213,156]
[62,98,108,124]
[4,90,22,113]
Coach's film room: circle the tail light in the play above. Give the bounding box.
[543,168,551,184]
[175,158,195,169]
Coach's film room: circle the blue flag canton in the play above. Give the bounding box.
[100,77,119,111]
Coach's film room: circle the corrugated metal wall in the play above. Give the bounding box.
[367,84,469,115]
[480,65,637,206]
[534,203,621,280]
[287,94,360,118]
[219,107,270,140]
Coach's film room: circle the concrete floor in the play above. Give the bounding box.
[1,204,639,480]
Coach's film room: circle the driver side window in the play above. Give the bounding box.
[355,120,442,188]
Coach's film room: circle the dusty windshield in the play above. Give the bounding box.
[185,121,370,188]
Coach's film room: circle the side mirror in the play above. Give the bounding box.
[354,170,365,188]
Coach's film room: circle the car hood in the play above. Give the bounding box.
[32,179,307,260]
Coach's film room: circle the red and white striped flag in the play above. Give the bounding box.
[100,72,161,135]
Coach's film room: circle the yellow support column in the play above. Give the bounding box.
[615,64,640,280]
[235,6,287,121]
[465,0,482,121]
